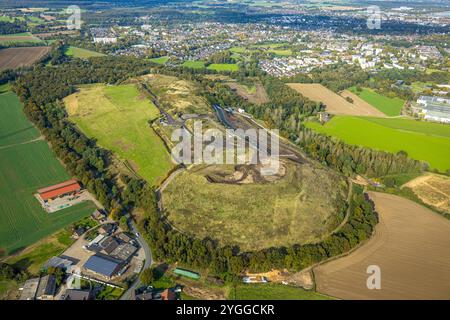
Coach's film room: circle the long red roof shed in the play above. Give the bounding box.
[37,179,81,201]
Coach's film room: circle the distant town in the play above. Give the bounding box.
[0,0,449,303]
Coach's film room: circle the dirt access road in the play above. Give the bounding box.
[314,192,450,300]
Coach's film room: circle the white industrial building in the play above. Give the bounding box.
[416,96,450,123]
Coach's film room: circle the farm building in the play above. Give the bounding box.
[110,243,138,262]
[92,209,106,221]
[43,256,73,270]
[161,288,177,300]
[35,275,57,300]
[36,179,82,202]
[173,268,200,280]
[20,275,57,300]
[20,278,40,300]
[83,253,123,279]
[61,289,92,300]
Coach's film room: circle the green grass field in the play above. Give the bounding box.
[0,91,96,254]
[229,284,333,300]
[6,228,75,274]
[0,92,39,146]
[0,279,18,299]
[305,116,450,172]
[410,82,432,94]
[65,83,173,185]
[349,87,405,116]
[95,286,124,300]
[207,63,239,72]
[64,46,105,59]
[229,47,247,54]
[0,82,11,93]
[0,16,16,22]
[182,60,206,69]
[268,48,292,56]
[149,56,169,65]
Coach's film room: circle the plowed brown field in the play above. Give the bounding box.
[0,46,50,71]
[314,192,450,300]
[287,83,385,117]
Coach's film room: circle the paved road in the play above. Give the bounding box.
[213,104,301,162]
[212,104,234,128]
[120,221,153,300]
[142,83,177,125]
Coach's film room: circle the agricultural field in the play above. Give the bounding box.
[287,83,384,117]
[64,46,105,59]
[229,47,248,54]
[64,83,173,185]
[0,92,39,145]
[182,60,206,69]
[229,284,332,300]
[226,82,269,105]
[138,74,212,116]
[162,162,348,251]
[267,48,292,56]
[0,32,43,46]
[207,63,239,72]
[149,56,169,65]
[314,192,450,299]
[34,30,78,39]
[305,116,450,172]
[230,43,293,57]
[402,173,450,214]
[348,87,405,116]
[0,16,17,22]
[0,91,96,254]
[0,46,50,71]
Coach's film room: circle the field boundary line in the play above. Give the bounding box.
[0,135,43,150]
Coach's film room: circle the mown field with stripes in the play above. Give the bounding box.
[0,91,95,254]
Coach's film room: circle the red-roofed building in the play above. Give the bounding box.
[37,180,82,202]
[161,289,176,301]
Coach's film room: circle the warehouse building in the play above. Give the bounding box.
[416,95,450,123]
[36,179,82,203]
[83,254,123,279]
[19,275,57,300]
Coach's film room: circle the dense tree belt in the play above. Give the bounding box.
[14,57,377,280]
[297,129,424,177]
[0,21,27,35]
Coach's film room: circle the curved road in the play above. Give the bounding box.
[120,221,153,300]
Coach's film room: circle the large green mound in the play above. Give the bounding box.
[162,163,348,251]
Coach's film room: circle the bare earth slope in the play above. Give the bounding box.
[314,192,450,300]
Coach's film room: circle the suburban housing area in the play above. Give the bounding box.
[0,0,449,304]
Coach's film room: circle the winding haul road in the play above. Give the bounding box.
[120,222,153,300]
